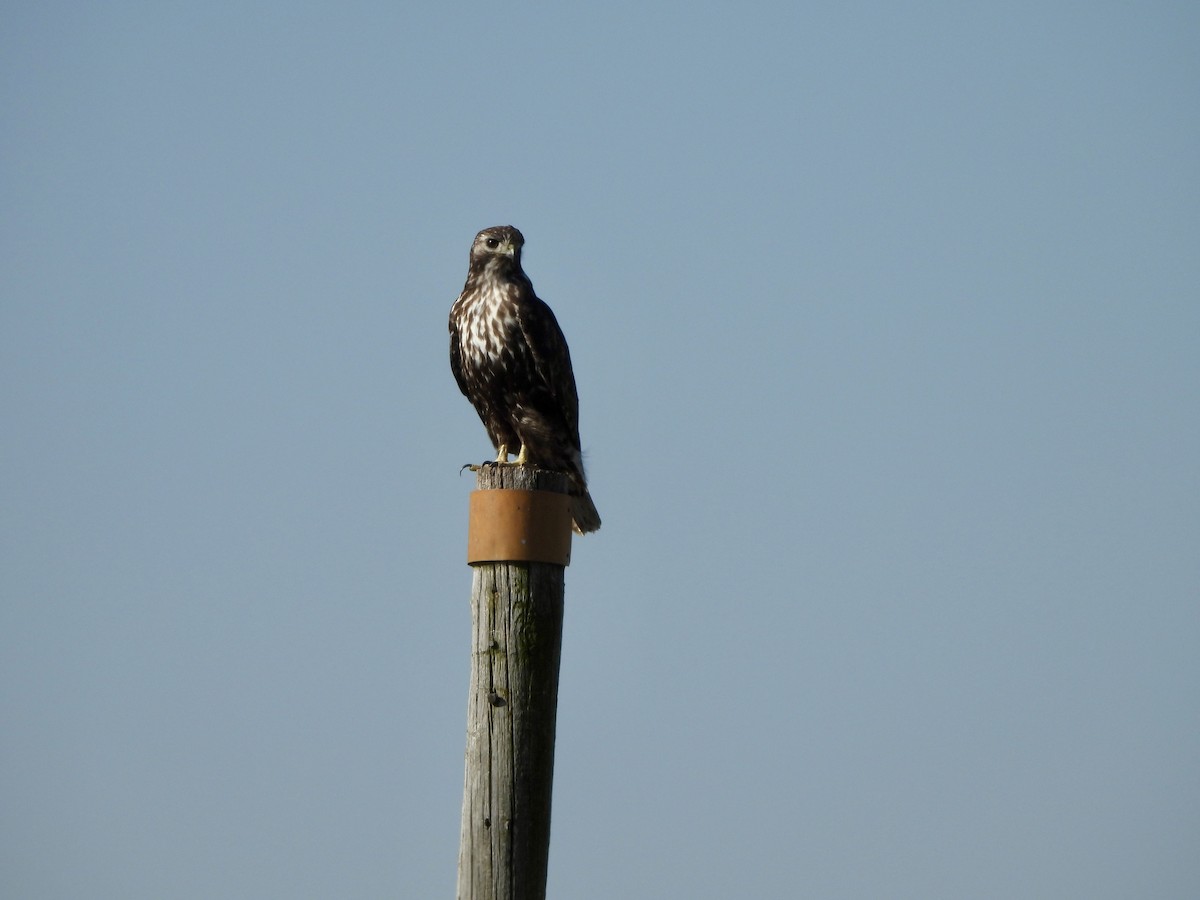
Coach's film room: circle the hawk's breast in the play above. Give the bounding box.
[458,283,522,375]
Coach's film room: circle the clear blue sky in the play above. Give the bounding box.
[3,2,1198,897]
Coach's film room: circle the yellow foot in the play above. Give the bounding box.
[464,444,530,472]
[486,444,528,467]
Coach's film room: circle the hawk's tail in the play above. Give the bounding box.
[570,487,601,535]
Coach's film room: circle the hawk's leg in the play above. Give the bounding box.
[487,443,528,467]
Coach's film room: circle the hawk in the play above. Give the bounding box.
[449,225,601,534]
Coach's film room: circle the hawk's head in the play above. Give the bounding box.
[469,225,525,272]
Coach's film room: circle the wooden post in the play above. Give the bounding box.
[457,465,571,900]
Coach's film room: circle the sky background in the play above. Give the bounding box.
[3,2,1198,898]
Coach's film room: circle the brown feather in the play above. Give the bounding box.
[449,226,600,533]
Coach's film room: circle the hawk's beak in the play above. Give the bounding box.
[501,242,516,257]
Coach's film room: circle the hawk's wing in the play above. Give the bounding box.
[448,304,470,398]
[516,294,581,434]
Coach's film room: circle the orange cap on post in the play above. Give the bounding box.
[467,489,573,566]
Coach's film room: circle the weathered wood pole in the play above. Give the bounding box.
[457,465,572,900]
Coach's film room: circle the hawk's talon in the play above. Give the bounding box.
[480,444,528,467]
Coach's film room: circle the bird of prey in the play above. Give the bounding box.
[449,225,601,534]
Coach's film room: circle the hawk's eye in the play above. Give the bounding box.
[485,238,500,249]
